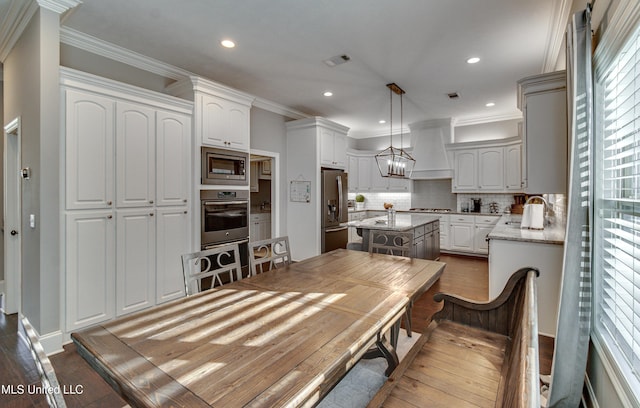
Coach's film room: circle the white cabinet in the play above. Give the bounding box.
[65,89,115,210]
[448,137,522,193]
[366,156,412,192]
[320,128,347,169]
[199,93,250,151]
[116,209,156,316]
[449,215,475,252]
[436,214,450,250]
[250,213,271,242]
[65,211,115,331]
[518,71,567,193]
[116,101,156,208]
[156,207,190,304]
[62,69,193,330]
[477,148,504,191]
[348,211,367,243]
[447,214,499,255]
[504,144,522,190]
[452,150,477,192]
[156,110,191,206]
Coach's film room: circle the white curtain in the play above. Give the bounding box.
[546,7,593,408]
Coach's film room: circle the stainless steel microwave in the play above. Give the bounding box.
[201,147,248,185]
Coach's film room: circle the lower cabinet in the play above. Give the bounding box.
[250,213,272,242]
[156,207,190,304]
[116,209,156,317]
[65,211,116,332]
[447,214,499,255]
[66,206,189,331]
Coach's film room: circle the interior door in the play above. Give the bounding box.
[3,118,21,314]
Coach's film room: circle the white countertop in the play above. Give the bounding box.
[488,214,566,245]
[346,213,439,232]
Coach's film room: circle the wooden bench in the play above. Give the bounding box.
[369,267,540,408]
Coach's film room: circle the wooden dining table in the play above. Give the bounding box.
[72,249,445,408]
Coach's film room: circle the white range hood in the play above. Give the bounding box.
[409,118,454,179]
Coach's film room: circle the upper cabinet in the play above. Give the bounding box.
[320,128,347,169]
[448,137,522,193]
[347,152,412,192]
[199,93,250,150]
[167,76,254,152]
[65,89,115,210]
[517,71,567,194]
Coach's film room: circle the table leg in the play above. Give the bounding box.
[363,319,401,376]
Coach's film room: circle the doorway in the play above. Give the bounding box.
[249,149,279,242]
[3,117,21,314]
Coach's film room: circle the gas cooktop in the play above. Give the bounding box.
[409,208,452,213]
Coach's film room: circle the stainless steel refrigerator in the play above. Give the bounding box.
[321,169,349,253]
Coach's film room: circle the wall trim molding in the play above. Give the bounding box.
[590,332,639,407]
[36,0,81,14]
[542,0,573,73]
[0,0,39,62]
[584,373,601,408]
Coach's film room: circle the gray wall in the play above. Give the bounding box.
[453,119,521,143]
[249,107,290,236]
[4,8,61,334]
[61,43,173,92]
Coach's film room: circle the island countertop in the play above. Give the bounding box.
[346,213,439,232]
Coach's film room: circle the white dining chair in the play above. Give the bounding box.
[181,243,242,295]
[248,236,292,276]
[368,230,414,258]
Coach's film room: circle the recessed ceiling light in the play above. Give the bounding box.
[221,39,236,48]
[486,102,495,107]
[379,120,386,124]
[323,91,333,97]
[466,57,480,64]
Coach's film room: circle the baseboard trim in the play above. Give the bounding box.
[17,316,64,356]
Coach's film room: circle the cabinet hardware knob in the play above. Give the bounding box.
[107,215,113,219]
[184,211,188,214]
[107,201,112,205]
[150,213,154,216]
[10,230,18,236]
[149,200,154,204]
[183,199,188,202]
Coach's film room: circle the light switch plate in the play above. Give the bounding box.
[30,214,35,228]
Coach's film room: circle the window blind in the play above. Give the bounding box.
[595,25,640,385]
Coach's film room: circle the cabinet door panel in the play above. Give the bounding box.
[116,210,156,316]
[357,157,372,191]
[474,225,493,254]
[156,208,190,303]
[505,144,522,190]
[66,211,115,331]
[227,104,249,150]
[65,90,114,209]
[477,148,504,191]
[449,223,474,251]
[157,111,190,206]
[201,95,227,147]
[452,150,477,191]
[116,101,155,208]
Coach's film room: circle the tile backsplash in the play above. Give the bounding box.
[348,192,412,211]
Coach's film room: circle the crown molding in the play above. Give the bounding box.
[60,26,192,81]
[252,97,309,120]
[542,0,573,73]
[0,0,39,62]
[453,111,523,127]
[37,0,81,14]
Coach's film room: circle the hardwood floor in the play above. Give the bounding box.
[0,254,553,407]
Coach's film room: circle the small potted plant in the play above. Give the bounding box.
[355,194,365,210]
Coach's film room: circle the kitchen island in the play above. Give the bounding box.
[488,214,566,337]
[347,213,440,260]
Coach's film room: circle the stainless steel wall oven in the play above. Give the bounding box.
[201,189,250,278]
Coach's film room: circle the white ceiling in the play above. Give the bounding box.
[8,0,569,137]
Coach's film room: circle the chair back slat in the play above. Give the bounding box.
[248,236,292,275]
[181,244,242,295]
[368,230,414,258]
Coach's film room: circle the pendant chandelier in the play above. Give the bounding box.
[374,83,415,179]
